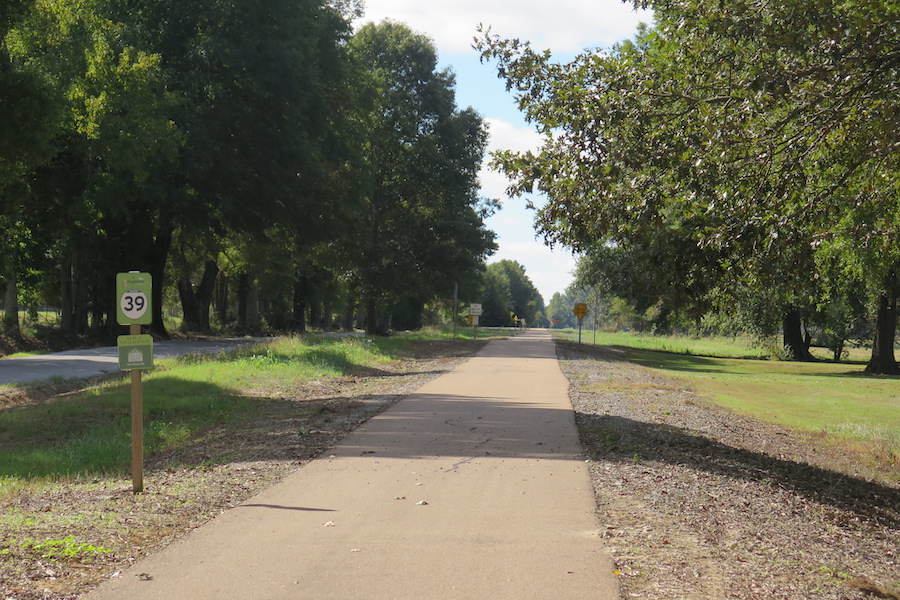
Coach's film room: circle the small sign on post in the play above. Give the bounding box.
[117,334,154,370]
[469,303,482,339]
[117,272,153,494]
[573,303,590,344]
[116,272,152,325]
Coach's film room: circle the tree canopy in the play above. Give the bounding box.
[345,20,496,333]
[477,0,900,373]
[0,4,497,340]
[479,260,546,327]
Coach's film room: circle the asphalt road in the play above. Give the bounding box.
[85,330,617,599]
[0,338,268,386]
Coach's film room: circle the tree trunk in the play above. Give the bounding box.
[59,258,74,335]
[73,263,89,335]
[866,271,899,375]
[292,274,307,333]
[247,282,259,328]
[237,273,250,331]
[322,301,333,330]
[783,307,814,361]
[3,274,19,336]
[214,272,228,326]
[364,297,378,336]
[342,299,356,332]
[148,218,174,339]
[309,302,321,330]
[177,260,219,333]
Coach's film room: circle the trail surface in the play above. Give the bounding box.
[86,330,616,599]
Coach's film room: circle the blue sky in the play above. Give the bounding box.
[354,1,653,302]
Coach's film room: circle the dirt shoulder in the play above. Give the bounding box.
[0,340,484,600]
[557,341,899,600]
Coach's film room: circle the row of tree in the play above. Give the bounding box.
[478,259,546,327]
[477,0,899,373]
[1,1,497,338]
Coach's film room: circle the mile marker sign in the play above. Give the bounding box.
[117,272,152,325]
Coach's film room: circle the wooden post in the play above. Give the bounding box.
[453,282,458,339]
[130,322,143,493]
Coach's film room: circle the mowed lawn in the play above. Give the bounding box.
[554,330,900,464]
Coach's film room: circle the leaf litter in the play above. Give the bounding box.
[557,341,899,600]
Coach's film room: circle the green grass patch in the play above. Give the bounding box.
[626,347,899,436]
[0,335,396,481]
[556,330,899,471]
[0,351,47,359]
[2,535,111,561]
[370,325,510,356]
[553,329,770,359]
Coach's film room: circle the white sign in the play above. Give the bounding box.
[469,303,483,316]
[120,290,148,321]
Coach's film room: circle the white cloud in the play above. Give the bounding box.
[485,117,542,153]
[358,0,653,55]
[479,117,542,199]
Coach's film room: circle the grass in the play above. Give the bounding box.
[0,335,396,481]
[554,329,900,470]
[0,351,48,359]
[371,325,513,355]
[627,348,899,436]
[554,329,770,359]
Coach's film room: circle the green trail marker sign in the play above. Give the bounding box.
[118,334,154,370]
[115,272,153,494]
[116,272,152,325]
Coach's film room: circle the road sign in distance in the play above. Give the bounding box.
[117,272,152,325]
[469,303,483,316]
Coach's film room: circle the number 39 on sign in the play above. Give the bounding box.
[116,272,153,325]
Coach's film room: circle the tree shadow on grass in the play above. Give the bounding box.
[577,412,900,529]
[0,377,255,479]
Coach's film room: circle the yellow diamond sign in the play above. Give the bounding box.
[573,303,589,320]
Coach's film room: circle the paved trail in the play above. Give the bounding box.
[86,330,617,599]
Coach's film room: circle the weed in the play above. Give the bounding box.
[8,536,111,561]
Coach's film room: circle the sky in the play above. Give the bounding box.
[353,1,654,303]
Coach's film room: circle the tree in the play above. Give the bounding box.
[8,0,181,336]
[346,21,496,334]
[546,292,576,328]
[8,0,356,338]
[1,0,59,335]
[480,260,545,327]
[127,0,356,336]
[477,1,900,372]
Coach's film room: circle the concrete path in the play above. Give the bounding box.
[0,338,266,385]
[86,330,617,600]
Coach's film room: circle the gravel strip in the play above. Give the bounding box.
[557,341,899,600]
